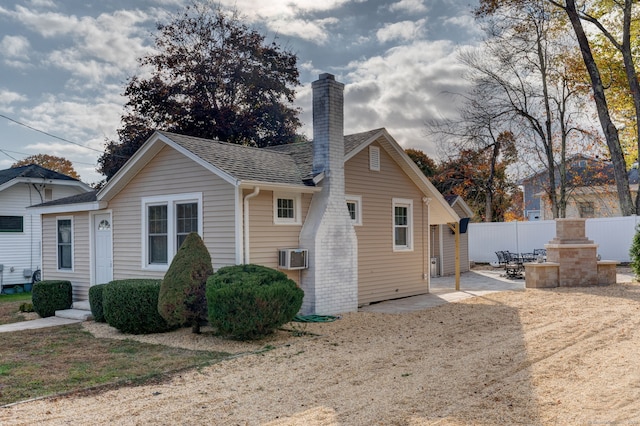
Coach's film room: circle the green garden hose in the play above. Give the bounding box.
[293,314,339,323]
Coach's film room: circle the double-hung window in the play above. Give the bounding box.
[274,193,301,225]
[142,193,203,269]
[393,198,413,251]
[57,217,73,270]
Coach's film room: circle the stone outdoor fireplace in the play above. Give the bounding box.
[525,218,617,288]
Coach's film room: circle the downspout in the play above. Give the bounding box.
[243,187,260,264]
[422,197,431,286]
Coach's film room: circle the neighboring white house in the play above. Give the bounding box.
[32,74,460,314]
[0,164,92,290]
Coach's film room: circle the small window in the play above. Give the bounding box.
[393,198,413,251]
[98,220,111,231]
[346,195,362,226]
[369,146,381,171]
[274,193,301,225]
[57,218,73,270]
[0,216,23,232]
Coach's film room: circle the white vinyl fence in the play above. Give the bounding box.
[469,216,640,263]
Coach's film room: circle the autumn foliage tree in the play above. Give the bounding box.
[12,154,80,179]
[98,2,301,181]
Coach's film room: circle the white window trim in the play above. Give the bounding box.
[273,192,302,225]
[346,195,362,226]
[141,192,203,271]
[369,145,381,171]
[392,198,413,252]
[56,216,74,272]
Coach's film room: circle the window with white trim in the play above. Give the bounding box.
[346,195,362,226]
[369,146,381,171]
[274,193,301,225]
[57,217,73,270]
[393,198,413,251]
[142,193,203,269]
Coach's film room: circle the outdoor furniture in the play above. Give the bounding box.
[495,251,524,279]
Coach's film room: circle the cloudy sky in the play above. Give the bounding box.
[0,0,482,184]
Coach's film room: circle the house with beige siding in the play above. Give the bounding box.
[0,164,92,291]
[33,74,459,314]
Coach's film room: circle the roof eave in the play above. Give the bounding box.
[29,201,107,214]
[239,180,320,193]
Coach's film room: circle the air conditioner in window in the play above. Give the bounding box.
[278,248,308,270]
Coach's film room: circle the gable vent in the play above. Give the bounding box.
[369,146,380,171]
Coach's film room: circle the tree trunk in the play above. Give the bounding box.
[561,0,634,216]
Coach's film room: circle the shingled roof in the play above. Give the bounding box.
[160,128,385,186]
[0,164,78,186]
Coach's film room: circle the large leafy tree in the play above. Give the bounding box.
[98,2,301,181]
[12,154,80,180]
[478,0,638,215]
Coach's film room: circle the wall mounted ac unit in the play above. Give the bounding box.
[278,248,308,270]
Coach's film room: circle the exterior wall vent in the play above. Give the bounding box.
[278,248,308,270]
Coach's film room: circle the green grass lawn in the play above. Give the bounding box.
[0,296,230,406]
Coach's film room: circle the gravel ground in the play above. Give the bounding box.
[2,274,640,425]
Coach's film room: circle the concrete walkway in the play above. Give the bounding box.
[0,316,82,333]
[359,267,637,314]
[359,268,526,313]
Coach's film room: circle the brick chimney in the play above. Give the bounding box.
[299,73,358,315]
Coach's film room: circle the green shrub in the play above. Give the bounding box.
[89,283,108,323]
[158,232,213,334]
[31,280,72,318]
[206,264,304,340]
[630,225,640,278]
[103,279,172,334]
[19,302,34,313]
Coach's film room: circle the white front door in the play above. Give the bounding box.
[94,213,113,285]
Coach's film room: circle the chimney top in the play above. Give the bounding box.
[318,73,335,81]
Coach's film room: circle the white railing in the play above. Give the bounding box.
[468,216,640,263]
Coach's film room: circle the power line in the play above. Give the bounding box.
[0,113,106,154]
[0,149,19,162]
[0,148,97,166]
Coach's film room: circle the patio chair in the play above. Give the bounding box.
[503,251,524,279]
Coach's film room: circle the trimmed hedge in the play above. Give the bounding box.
[102,279,172,334]
[88,283,108,323]
[206,264,304,340]
[32,280,72,318]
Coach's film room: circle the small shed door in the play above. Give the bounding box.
[93,213,113,285]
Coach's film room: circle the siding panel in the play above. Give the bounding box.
[345,141,429,305]
[108,145,237,280]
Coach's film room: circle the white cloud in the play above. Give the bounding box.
[389,0,428,14]
[337,39,472,159]
[0,89,27,111]
[0,35,31,59]
[266,17,339,44]
[376,19,426,43]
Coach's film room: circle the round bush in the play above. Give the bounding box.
[32,280,72,318]
[88,283,108,323]
[206,264,304,340]
[103,279,173,334]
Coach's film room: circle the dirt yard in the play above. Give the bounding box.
[3,279,640,425]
